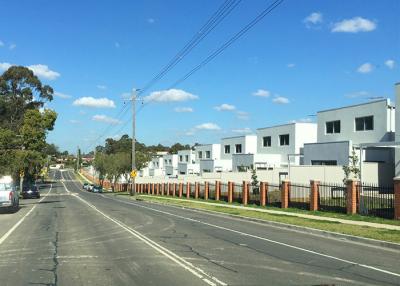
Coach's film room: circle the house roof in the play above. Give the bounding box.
[317,99,393,114]
[257,122,316,131]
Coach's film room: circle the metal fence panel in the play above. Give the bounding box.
[318,183,346,213]
[248,185,260,205]
[220,183,229,202]
[199,183,205,199]
[359,183,394,219]
[232,184,242,203]
[208,182,216,200]
[267,183,281,207]
[289,183,310,210]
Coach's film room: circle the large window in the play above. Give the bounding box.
[235,144,242,153]
[224,145,230,154]
[311,160,337,166]
[179,155,183,162]
[185,155,189,162]
[205,151,211,159]
[326,120,341,134]
[198,151,203,159]
[263,136,271,147]
[355,116,374,131]
[279,134,289,146]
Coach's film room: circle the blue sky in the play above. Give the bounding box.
[0,0,399,154]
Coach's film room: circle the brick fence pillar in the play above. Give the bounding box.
[173,183,177,197]
[215,181,220,201]
[281,180,290,209]
[195,182,199,199]
[394,178,400,220]
[310,180,320,211]
[186,183,191,199]
[242,181,248,206]
[161,183,165,195]
[346,179,359,215]
[156,183,159,195]
[178,183,183,198]
[228,182,233,203]
[205,182,209,200]
[260,182,267,207]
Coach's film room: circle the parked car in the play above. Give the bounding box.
[83,182,89,190]
[21,185,40,199]
[87,184,95,192]
[0,176,19,213]
[92,185,103,193]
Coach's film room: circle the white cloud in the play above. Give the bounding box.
[252,89,270,97]
[232,128,252,134]
[121,92,131,99]
[97,85,107,90]
[345,91,370,98]
[332,17,376,33]
[184,130,195,136]
[195,123,221,130]
[174,107,193,113]
[304,12,323,26]
[9,43,16,50]
[357,62,373,74]
[214,103,236,111]
[144,89,198,103]
[287,63,296,68]
[115,42,120,48]
[54,91,72,99]
[147,18,155,24]
[385,59,395,69]
[28,64,60,80]
[92,114,121,125]
[236,111,249,120]
[272,96,290,104]
[73,97,116,108]
[69,119,80,124]
[0,41,4,47]
[0,62,12,71]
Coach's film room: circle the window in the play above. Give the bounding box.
[311,160,337,166]
[185,155,189,162]
[169,159,172,164]
[326,120,341,134]
[205,151,211,159]
[263,136,271,147]
[279,134,289,146]
[355,116,373,131]
[179,155,183,162]
[224,145,230,154]
[164,159,167,164]
[198,151,203,159]
[235,144,242,153]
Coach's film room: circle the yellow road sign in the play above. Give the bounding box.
[19,171,24,178]
[130,170,137,178]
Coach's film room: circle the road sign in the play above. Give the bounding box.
[19,171,24,178]
[130,170,137,178]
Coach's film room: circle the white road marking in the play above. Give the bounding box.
[0,184,52,246]
[61,180,227,286]
[107,196,400,279]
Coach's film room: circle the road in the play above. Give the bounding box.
[0,169,399,286]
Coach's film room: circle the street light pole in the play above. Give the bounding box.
[130,88,137,196]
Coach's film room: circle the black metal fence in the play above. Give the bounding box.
[318,183,346,213]
[220,183,229,202]
[199,183,205,199]
[248,185,260,205]
[288,183,310,210]
[232,183,242,203]
[358,183,394,219]
[208,182,216,200]
[267,183,281,207]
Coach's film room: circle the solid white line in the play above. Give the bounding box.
[0,184,52,246]
[61,180,227,286]
[111,197,400,279]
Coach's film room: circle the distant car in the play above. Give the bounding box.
[87,184,95,192]
[0,176,19,212]
[83,182,89,190]
[21,185,40,199]
[92,185,103,193]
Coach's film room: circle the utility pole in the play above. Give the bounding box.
[130,88,137,196]
[76,146,80,172]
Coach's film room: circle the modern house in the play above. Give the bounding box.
[149,156,164,177]
[163,154,179,177]
[303,99,396,166]
[220,135,257,171]
[177,150,200,175]
[256,122,318,167]
[195,144,231,174]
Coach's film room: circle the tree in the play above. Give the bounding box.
[93,152,107,187]
[342,149,361,183]
[251,167,259,194]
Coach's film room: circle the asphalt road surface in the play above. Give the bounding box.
[0,170,399,286]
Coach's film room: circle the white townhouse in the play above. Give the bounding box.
[195,144,231,174]
[177,150,200,175]
[163,154,179,177]
[149,156,164,177]
[394,83,400,177]
[256,122,318,168]
[303,98,395,166]
[220,135,257,171]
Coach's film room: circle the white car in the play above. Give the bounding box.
[0,176,19,213]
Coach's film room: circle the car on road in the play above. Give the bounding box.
[87,184,95,192]
[21,185,41,199]
[0,176,19,213]
[92,185,103,193]
[83,182,89,190]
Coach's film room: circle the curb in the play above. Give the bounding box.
[131,195,400,251]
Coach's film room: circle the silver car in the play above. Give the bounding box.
[0,176,19,213]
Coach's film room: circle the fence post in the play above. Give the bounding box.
[260,182,267,207]
[205,182,209,200]
[394,178,400,220]
[281,180,290,208]
[178,183,183,198]
[242,181,248,206]
[228,181,233,203]
[310,180,319,211]
[161,183,165,195]
[215,181,220,201]
[346,179,358,215]
[195,182,199,199]
[156,183,159,195]
[173,183,177,196]
[186,183,190,199]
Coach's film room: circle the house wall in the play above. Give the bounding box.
[395,83,400,177]
[303,141,351,166]
[220,135,257,160]
[195,144,221,163]
[317,99,394,144]
[177,150,196,164]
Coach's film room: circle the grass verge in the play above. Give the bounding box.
[106,193,400,244]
